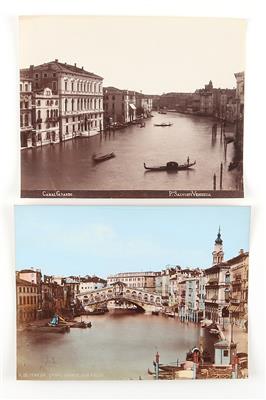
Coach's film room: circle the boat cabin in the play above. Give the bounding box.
[166,161,179,169]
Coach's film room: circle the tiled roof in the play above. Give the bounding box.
[22,60,103,80]
[16,277,37,286]
[226,252,249,265]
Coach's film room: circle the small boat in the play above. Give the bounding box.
[70,321,88,329]
[152,311,159,316]
[144,160,196,172]
[154,122,172,127]
[159,364,183,372]
[92,152,115,162]
[139,122,145,128]
[27,325,70,334]
[158,111,167,114]
[165,312,175,318]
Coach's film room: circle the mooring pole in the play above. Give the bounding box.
[220,163,223,190]
[155,351,160,380]
[213,173,216,190]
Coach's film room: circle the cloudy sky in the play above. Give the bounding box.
[19,16,246,94]
[15,206,250,278]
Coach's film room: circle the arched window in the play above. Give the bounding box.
[94,99,97,109]
[64,81,68,91]
[72,98,74,111]
[37,110,41,120]
[47,110,50,119]
[65,98,68,112]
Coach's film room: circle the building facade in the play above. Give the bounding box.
[20,72,33,148]
[135,92,153,117]
[103,87,136,124]
[20,60,104,147]
[107,271,159,292]
[17,268,42,314]
[235,71,245,118]
[33,88,60,146]
[205,230,230,323]
[16,277,40,324]
[228,250,249,329]
[79,276,107,293]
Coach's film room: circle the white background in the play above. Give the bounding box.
[0,0,265,399]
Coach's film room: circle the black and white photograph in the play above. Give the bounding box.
[20,16,246,198]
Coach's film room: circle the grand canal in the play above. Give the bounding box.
[17,312,216,380]
[21,112,240,192]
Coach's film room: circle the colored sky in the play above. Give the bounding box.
[19,16,246,94]
[15,206,250,278]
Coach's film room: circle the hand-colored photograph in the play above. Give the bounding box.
[15,206,250,380]
[19,16,246,198]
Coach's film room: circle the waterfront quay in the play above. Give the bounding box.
[21,111,240,192]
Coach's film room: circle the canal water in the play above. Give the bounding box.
[17,312,216,380]
[21,112,240,192]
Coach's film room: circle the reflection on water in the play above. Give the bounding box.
[17,312,216,380]
[21,112,240,191]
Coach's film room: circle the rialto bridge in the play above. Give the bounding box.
[76,282,163,313]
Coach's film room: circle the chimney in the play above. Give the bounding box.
[29,65,34,77]
[82,66,84,70]
[239,249,244,255]
[55,59,58,62]
[74,63,76,67]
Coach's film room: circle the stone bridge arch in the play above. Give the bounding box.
[77,281,163,313]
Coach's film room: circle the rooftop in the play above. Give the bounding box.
[16,277,37,286]
[21,60,103,80]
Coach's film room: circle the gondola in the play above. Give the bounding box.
[92,152,115,162]
[154,122,172,127]
[144,160,196,172]
[147,368,174,378]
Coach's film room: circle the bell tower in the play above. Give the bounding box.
[212,227,224,265]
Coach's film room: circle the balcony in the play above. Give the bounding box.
[206,278,219,286]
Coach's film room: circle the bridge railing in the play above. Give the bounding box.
[80,290,162,306]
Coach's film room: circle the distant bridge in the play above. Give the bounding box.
[76,282,163,313]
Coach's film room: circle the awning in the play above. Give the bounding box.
[129,103,136,110]
[228,305,241,312]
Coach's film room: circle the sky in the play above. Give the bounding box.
[15,206,250,278]
[19,16,246,94]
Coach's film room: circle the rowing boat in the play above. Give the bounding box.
[92,152,115,162]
